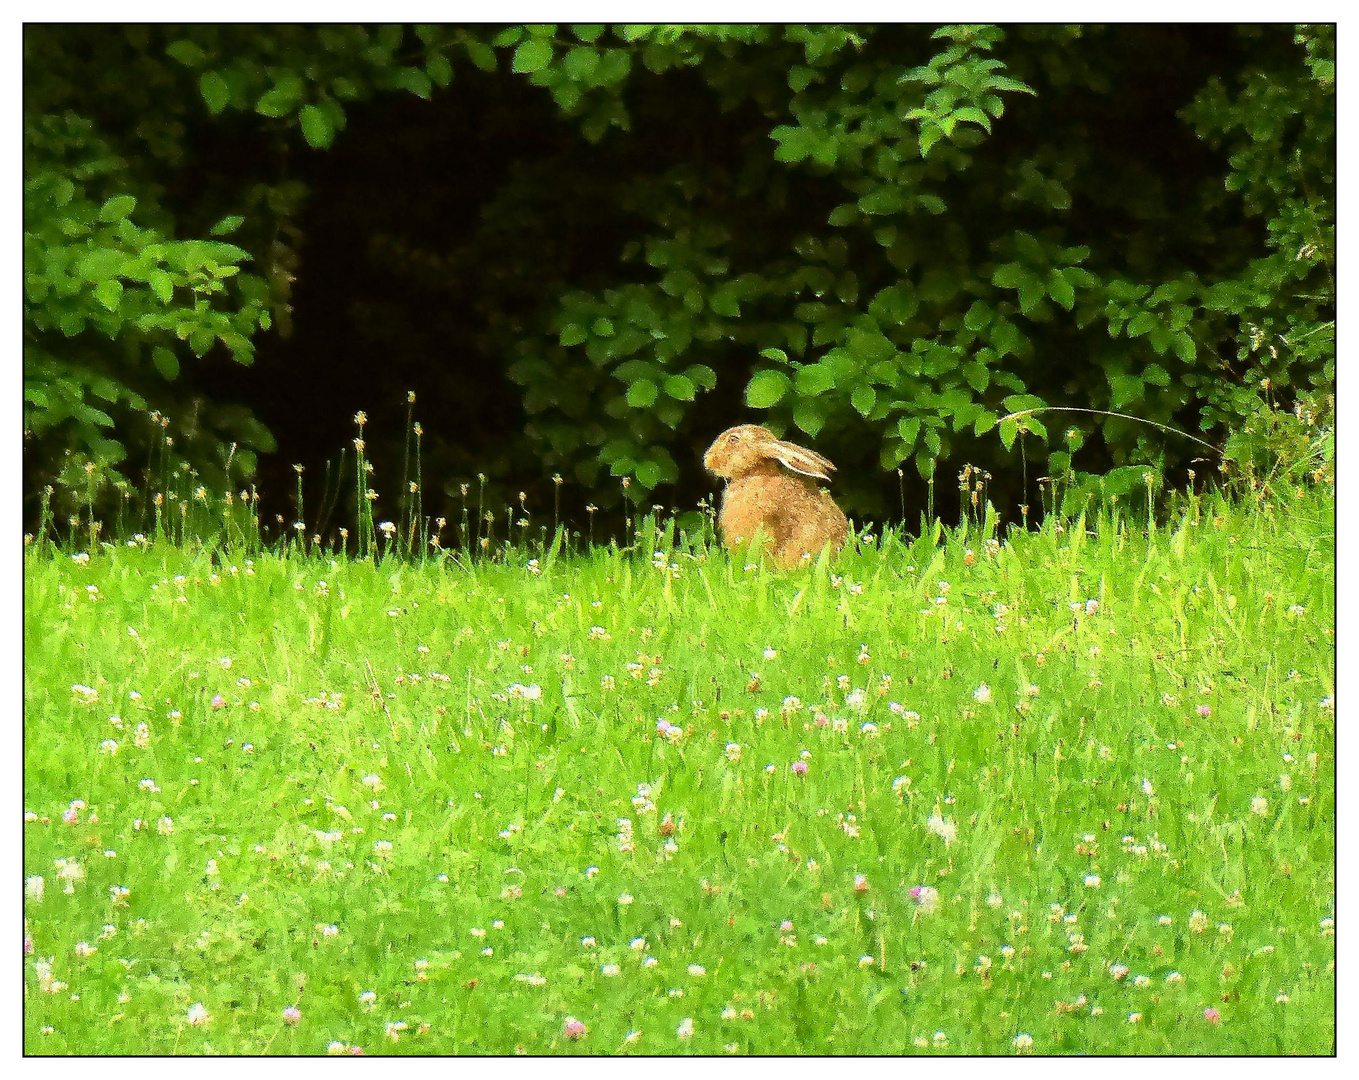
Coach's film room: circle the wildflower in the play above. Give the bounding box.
[186,1002,209,1025]
[359,991,377,1007]
[1084,874,1101,888]
[853,874,869,894]
[926,814,957,846]
[618,893,634,906]
[327,1042,348,1055]
[564,1017,586,1040]
[1014,1033,1034,1052]
[1128,1012,1142,1024]
[791,760,808,776]
[630,937,647,950]
[73,941,96,958]
[282,1006,301,1025]
[1134,974,1151,988]
[1165,971,1184,985]
[100,739,118,755]
[677,1017,694,1039]
[1203,1007,1221,1024]
[973,684,992,704]
[688,964,706,977]
[25,876,44,903]
[1109,963,1129,980]
[642,956,658,968]
[601,963,620,977]
[1189,910,1209,934]
[909,885,939,913]
[724,742,742,762]
[581,936,597,948]
[858,955,875,969]
[1251,796,1269,816]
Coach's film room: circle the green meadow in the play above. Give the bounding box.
[23,488,1335,1055]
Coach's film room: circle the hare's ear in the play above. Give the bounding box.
[768,440,835,480]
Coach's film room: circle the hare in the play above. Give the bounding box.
[703,424,850,569]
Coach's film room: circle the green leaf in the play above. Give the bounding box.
[559,324,588,347]
[758,347,788,363]
[1017,280,1045,314]
[1126,312,1158,338]
[828,203,858,227]
[1047,269,1075,310]
[93,278,123,312]
[663,374,696,400]
[868,284,918,325]
[166,39,207,67]
[491,27,524,48]
[298,104,335,149]
[152,346,180,380]
[427,51,454,88]
[792,399,825,436]
[998,416,1019,450]
[1143,363,1170,387]
[962,360,990,392]
[148,270,174,304]
[465,40,499,71]
[573,24,605,42]
[918,123,943,157]
[626,378,658,408]
[97,195,137,223]
[991,262,1027,289]
[209,215,245,236]
[974,410,998,436]
[745,369,791,408]
[794,363,836,396]
[851,383,876,417]
[591,317,615,338]
[635,458,663,488]
[952,105,991,132]
[897,416,920,446]
[390,67,433,98]
[1173,332,1197,364]
[255,80,302,118]
[1109,372,1145,409]
[963,300,992,331]
[564,47,599,81]
[512,39,554,73]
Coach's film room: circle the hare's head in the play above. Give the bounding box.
[703,425,837,482]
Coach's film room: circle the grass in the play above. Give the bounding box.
[23,486,1335,1055]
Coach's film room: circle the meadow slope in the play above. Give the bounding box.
[23,492,1335,1054]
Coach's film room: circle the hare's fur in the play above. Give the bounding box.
[703,425,850,569]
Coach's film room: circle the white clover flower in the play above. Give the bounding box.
[973,683,992,704]
[926,814,957,846]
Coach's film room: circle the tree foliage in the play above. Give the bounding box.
[23,24,1334,526]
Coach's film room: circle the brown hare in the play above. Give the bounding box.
[703,424,850,569]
